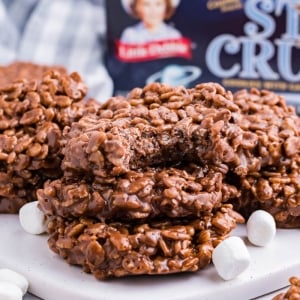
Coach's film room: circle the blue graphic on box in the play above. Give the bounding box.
[146,64,201,87]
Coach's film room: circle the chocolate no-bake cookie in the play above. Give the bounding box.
[38,163,240,221]
[273,277,300,300]
[47,203,242,279]
[0,69,93,213]
[61,83,259,179]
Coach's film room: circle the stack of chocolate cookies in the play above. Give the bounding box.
[37,82,247,279]
[37,80,300,279]
[2,65,300,280]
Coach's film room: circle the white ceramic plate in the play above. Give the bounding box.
[0,214,299,300]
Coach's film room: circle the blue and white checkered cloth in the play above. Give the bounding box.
[0,0,113,102]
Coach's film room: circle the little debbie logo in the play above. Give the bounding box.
[116,38,192,62]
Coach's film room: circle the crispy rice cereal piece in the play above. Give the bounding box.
[273,277,300,300]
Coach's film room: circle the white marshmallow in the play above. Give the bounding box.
[246,210,276,247]
[212,236,250,280]
[0,282,23,300]
[0,268,29,295]
[19,201,47,235]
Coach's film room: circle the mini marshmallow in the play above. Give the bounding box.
[0,282,23,300]
[19,201,47,235]
[212,236,250,280]
[0,268,29,295]
[246,210,276,247]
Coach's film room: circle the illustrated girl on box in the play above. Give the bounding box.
[120,0,182,44]
[110,0,200,94]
